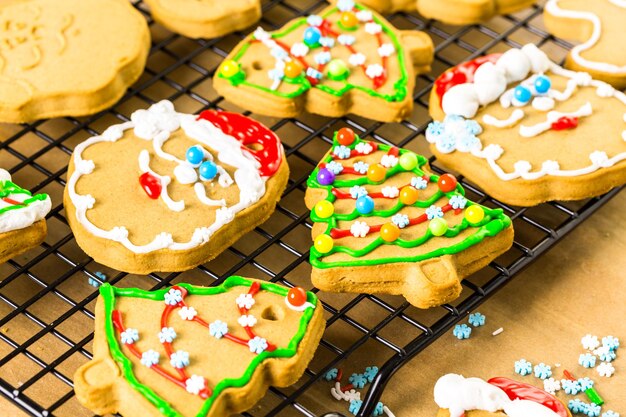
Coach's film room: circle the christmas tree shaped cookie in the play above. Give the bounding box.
[64,101,289,274]
[74,277,325,417]
[213,0,433,122]
[305,128,513,309]
[0,169,51,264]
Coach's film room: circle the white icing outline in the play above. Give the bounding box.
[545,0,626,75]
[0,171,51,234]
[482,109,525,128]
[519,102,593,138]
[67,101,270,254]
[284,297,315,312]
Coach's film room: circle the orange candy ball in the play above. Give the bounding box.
[284,61,303,78]
[340,11,358,29]
[287,287,307,307]
[367,164,386,182]
[337,127,356,146]
[380,223,400,242]
[438,173,458,193]
[399,186,419,205]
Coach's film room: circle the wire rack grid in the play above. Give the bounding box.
[0,1,622,417]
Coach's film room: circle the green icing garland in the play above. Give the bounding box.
[219,4,409,102]
[307,132,512,268]
[101,276,317,417]
[0,179,48,216]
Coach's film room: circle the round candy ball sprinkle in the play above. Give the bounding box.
[464,205,485,224]
[399,152,418,171]
[199,161,218,181]
[514,85,532,104]
[220,60,240,79]
[303,27,322,46]
[380,223,400,242]
[314,200,334,218]
[287,287,307,307]
[317,168,335,186]
[429,218,448,236]
[314,234,333,254]
[367,164,386,182]
[340,11,358,29]
[399,186,418,205]
[327,59,350,80]
[534,75,552,94]
[437,173,458,192]
[356,195,375,214]
[186,145,204,166]
[284,61,303,78]
[337,127,356,146]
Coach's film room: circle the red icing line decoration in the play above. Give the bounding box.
[488,377,569,417]
[551,116,579,131]
[434,54,502,101]
[2,197,25,206]
[197,110,283,177]
[139,172,162,200]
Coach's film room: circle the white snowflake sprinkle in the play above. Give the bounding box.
[377,43,395,57]
[364,22,382,35]
[381,186,399,198]
[350,221,370,238]
[236,293,256,310]
[380,154,398,168]
[349,53,366,67]
[238,314,258,328]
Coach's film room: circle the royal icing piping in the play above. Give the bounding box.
[67,101,274,254]
[545,0,626,75]
[0,169,51,234]
[429,44,626,181]
[482,109,525,128]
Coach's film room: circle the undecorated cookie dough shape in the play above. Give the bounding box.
[427,44,626,206]
[213,0,434,123]
[0,169,51,264]
[74,277,325,417]
[305,128,513,309]
[0,0,150,123]
[544,0,626,89]
[143,0,261,39]
[417,0,536,25]
[64,101,289,274]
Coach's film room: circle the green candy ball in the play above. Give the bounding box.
[399,152,418,171]
[429,218,448,236]
[327,59,349,80]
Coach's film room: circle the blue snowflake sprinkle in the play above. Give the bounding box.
[306,67,323,80]
[514,359,533,376]
[391,213,409,228]
[349,399,363,415]
[449,195,468,210]
[170,350,190,369]
[350,185,368,199]
[319,37,335,48]
[411,176,428,190]
[578,377,594,391]
[373,402,384,417]
[426,205,444,220]
[209,320,228,339]
[338,34,356,46]
[120,328,139,345]
[602,336,619,351]
[569,399,589,415]
[353,161,370,174]
[466,120,482,135]
[326,161,344,175]
[426,121,444,137]
[534,363,552,380]
[453,324,472,340]
[579,353,597,368]
[596,347,616,362]
[164,288,183,305]
[364,366,379,382]
[333,145,351,159]
[307,14,323,27]
[314,51,332,65]
[158,327,177,343]
[323,368,338,381]
[468,312,485,327]
[587,404,602,417]
[425,115,483,155]
[88,271,107,287]
[140,349,160,367]
[602,411,620,417]
[562,379,582,395]
[248,336,268,354]
[349,373,367,389]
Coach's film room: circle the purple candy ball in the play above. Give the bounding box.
[317,168,335,185]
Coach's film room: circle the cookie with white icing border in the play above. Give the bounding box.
[544,0,626,90]
[74,277,325,417]
[143,0,261,39]
[427,44,626,206]
[435,374,573,417]
[0,169,51,264]
[0,0,149,123]
[417,0,536,25]
[305,128,513,309]
[63,101,289,274]
[329,0,417,14]
[213,0,433,123]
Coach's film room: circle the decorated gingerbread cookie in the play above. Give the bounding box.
[213,0,434,123]
[329,0,416,14]
[0,169,51,264]
[0,0,149,123]
[143,0,261,39]
[435,374,573,417]
[64,101,288,274]
[417,0,536,25]
[544,0,626,90]
[74,277,325,417]
[305,128,513,309]
[428,44,626,206]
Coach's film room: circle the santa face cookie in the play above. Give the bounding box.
[213,0,434,123]
[417,0,536,25]
[434,374,572,417]
[427,44,626,206]
[74,277,325,417]
[64,101,289,274]
[0,169,51,264]
[305,128,513,309]
[0,0,150,123]
[544,0,626,90]
[143,0,261,39]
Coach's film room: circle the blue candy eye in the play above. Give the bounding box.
[199,161,218,181]
[513,85,532,104]
[186,145,205,166]
[355,195,374,214]
[534,75,552,94]
[303,27,321,46]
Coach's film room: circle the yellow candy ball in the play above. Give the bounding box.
[314,234,334,254]
[220,60,240,78]
[284,61,303,78]
[465,205,485,224]
[340,11,358,29]
[314,200,334,219]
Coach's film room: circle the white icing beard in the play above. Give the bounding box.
[67,100,270,254]
[434,374,561,417]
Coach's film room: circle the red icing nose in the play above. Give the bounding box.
[139,172,162,199]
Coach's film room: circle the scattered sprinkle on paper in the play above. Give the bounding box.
[492,327,504,336]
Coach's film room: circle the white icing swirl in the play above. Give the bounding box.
[482,109,525,128]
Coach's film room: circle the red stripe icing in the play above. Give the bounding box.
[487,377,569,417]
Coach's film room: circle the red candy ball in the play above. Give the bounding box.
[139,172,162,199]
[337,127,355,146]
[287,287,307,307]
[437,173,458,193]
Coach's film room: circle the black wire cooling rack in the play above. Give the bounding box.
[0,1,623,416]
